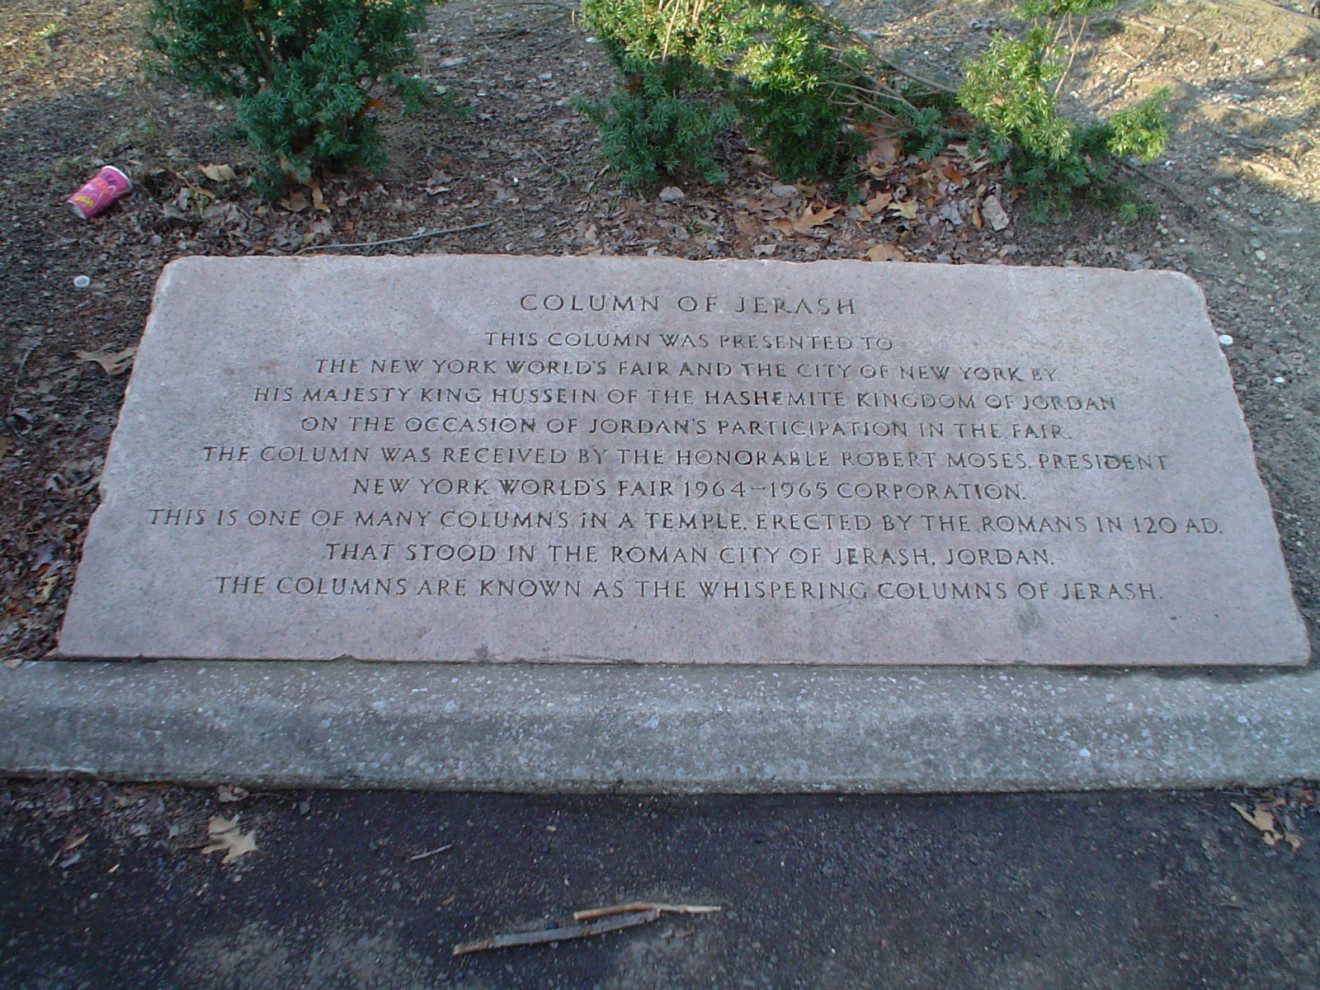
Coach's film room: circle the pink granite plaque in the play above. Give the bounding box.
[56,256,1309,665]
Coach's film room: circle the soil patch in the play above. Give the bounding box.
[1,0,1317,663]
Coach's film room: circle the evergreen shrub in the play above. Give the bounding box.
[580,0,870,187]
[958,0,1169,217]
[146,0,435,198]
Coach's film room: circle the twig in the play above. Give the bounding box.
[529,145,574,185]
[479,21,569,41]
[494,0,574,9]
[573,902,721,922]
[1053,11,1090,99]
[5,344,37,440]
[831,28,958,96]
[874,57,958,96]
[453,909,660,956]
[1203,124,1302,167]
[408,843,453,861]
[1115,159,1202,212]
[830,76,913,103]
[12,345,36,394]
[295,220,496,253]
[584,163,611,196]
[1128,16,1213,46]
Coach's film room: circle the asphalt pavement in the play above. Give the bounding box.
[3,783,1318,989]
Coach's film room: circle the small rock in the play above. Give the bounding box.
[770,182,798,198]
[658,186,685,203]
[437,57,466,69]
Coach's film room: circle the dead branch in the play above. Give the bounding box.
[453,909,660,956]
[573,902,722,922]
[294,220,496,254]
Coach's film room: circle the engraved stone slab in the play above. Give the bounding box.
[57,256,1308,665]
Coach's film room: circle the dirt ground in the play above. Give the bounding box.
[2,0,1320,985]
[1,0,1318,662]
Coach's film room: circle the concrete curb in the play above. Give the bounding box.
[2,660,1317,791]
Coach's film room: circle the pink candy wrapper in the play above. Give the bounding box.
[67,165,132,219]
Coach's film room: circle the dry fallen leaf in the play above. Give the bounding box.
[865,137,903,172]
[280,191,310,213]
[201,163,237,182]
[112,787,147,808]
[733,213,762,240]
[864,191,893,215]
[1231,801,1276,834]
[1230,800,1301,850]
[202,814,259,865]
[216,784,249,804]
[791,204,840,233]
[939,161,968,187]
[889,199,920,220]
[77,347,137,377]
[33,573,58,604]
[981,193,1011,231]
[301,217,334,246]
[865,243,907,263]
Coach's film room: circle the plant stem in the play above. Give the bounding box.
[239,7,276,82]
[1052,11,1089,98]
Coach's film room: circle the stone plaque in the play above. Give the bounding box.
[57,256,1308,665]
